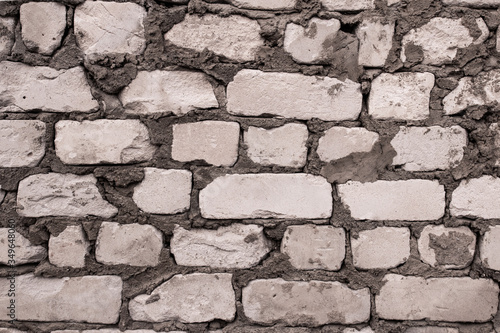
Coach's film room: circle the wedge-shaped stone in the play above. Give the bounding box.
[480,225,500,270]
[228,0,296,9]
[0,120,46,167]
[450,176,500,218]
[317,127,379,161]
[321,0,375,10]
[0,229,46,265]
[49,225,90,268]
[356,18,394,67]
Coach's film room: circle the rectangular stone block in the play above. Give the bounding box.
[321,0,375,10]
[0,120,46,167]
[450,176,500,219]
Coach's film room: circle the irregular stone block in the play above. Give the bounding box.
[0,229,46,265]
[317,127,379,161]
[0,187,4,204]
[405,328,459,333]
[443,0,500,7]
[0,17,16,58]
[480,225,500,270]
[0,120,46,167]
[49,225,90,268]
[450,176,500,218]
[321,0,375,11]
[228,0,296,9]
[343,328,374,333]
[356,18,394,67]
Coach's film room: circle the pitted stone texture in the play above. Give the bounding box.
[74,1,146,55]
[337,180,445,221]
[401,17,488,65]
[245,124,309,167]
[227,70,362,121]
[96,222,163,267]
[390,126,467,171]
[0,120,46,167]
[317,127,379,161]
[368,72,434,120]
[451,176,500,218]
[17,173,118,218]
[165,14,264,62]
[405,328,459,333]
[55,120,156,165]
[20,2,66,55]
[321,0,375,10]
[242,279,370,325]
[172,121,240,166]
[418,225,475,269]
[281,225,345,270]
[376,274,499,322]
[133,168,192,215]
[171,224,271,268]
[356,19,394,67]
[480,225,500,270]
[200,174,332,219]
[284,18,341,63]
[0,229,46,265]
[119,70,218,115]
[0,17,16,58]
[0,62,98,113]
[352,227,410,269]
[49,225,90,268]
[130,273,235,323]
[0,274,122,323]
[228,0,296,9]
[443,0,500,7]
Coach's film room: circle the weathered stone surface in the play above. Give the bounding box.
[0,187,4,204]
[480,225,500,270]
[337,180,445,221]
[356,19,394,67]
[450,176,500,218]
[0,328,26,333]
[368,72,434,120]
[227,69,362,121]
[0,229,46,265]
[172,121,240,166]
[17,173,118,218]
[405,328,458,333]
[119,70,218,115]
[352,227,410,269]
[390,126,467,171]
[20,2,66,55]
[343,328,374,333]
[443,0,500,6]
[0,17,16,58]
[401,17,488,65]
[317,127,379,161]
[281,225,345,270]
[376,274,499,322]
[245,124,309,167]
[49,225,90,268]
[0,120,46,167]
[0,62,98,113]
[321,0,375,11]
[199,174,332,219]
[491,123,500,166]
[0,274,122,323]
[55,120,156,165]
[165,14,264,62]
[130,273,235,322]
[242,278,370,325]
[74,1,146,55]
[171,224,271,268]
[228,0,296,9]
[52,331,164,333]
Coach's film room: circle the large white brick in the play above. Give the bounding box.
[480,225,500,270]
[242,279,370,325]
[0,229,46,265]
[281,225,345,270]
[165,14,264,62]
[356,19,395,67]
[317,127,379,161]
[199,174,332,219]
[229,0,296,9]
[119,70,218,115]
[171,224,271,268]
[227,70,362,121]
[17,173,118,218]
[172,121,240,166]
[55,120,156,165]
[321,0,375,10]
[337,180,445,221]
[0,17,15,58]
[245,124,308,167]
[376,274,499,322]
[0,62,98,113]
[390,126,467,171]
[129,273,235,322]
[0,120,46,167]
[49,225,90,268]
[0,274,122,323]
[450,176,500,219]
[368,72,434,120]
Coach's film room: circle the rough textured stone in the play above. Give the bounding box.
[242,279,370,325]
[228,0,296,9]
[317,127,379,161]
[368,72,434,120]
[281,225,345,270]
[352,227,410,269]
[0,120,46,167]
[227,69,362,121]
[337,180,445,221]
[321,0,375,11]
[74,1,146,55]
[20,2,66,55]
[376,274,499,322]
[450,176,500,218]
[0,274,122,323]
[443,0,500,6]
[119,70,218,115]
[165,14,264,62]
[55,120,156,165]
[390,126,467,171]
[245,124,309,167]
[129,273,235,323]
[480,225,500,270]
[0,187,4,205]
[49,225,90,268]
[199,174,332,219]
[0,61,98,113]
[0,229,46,265]
[343,328,374,333]
[171,224,271,268]
[0,328,26,333]
[491,123,500,166]
[172,121,240,166]
[401,17,488,65]
[17,173,118,218]
[356,19,394,67]
[133,168,192,215]
[0,17,16,58]
[405,328,459,333]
